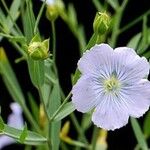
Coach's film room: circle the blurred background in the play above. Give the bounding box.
[0,0,150,149]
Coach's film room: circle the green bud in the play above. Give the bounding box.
[46,0,64,21]
[93,12,110,35]
[28,38,49,61]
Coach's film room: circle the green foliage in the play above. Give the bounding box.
[0,0,150,149]
[131,118,148,150]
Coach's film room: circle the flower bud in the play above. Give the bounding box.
[93,12,110,35]
[39,104,47,128]
[96,129,108,150]
[45,0,64,21]
[28,37,49,60]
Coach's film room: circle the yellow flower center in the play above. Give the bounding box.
[104,76,120,92]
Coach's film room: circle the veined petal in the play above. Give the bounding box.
[120,79,150,118]
[78,43,113,77]
[72,75,101,113]
[114,47,150,83]
[92,94,129,130]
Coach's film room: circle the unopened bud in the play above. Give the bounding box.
[45,0,64,21]
[93,12,110,35]
[39,104,47,128]
[28,35,49,60]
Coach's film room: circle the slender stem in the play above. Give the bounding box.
[70,113,88,144]
[51,21,56,63]
[92,0,103,11]
[50,92,72,121]
[1,0,23,36]
[38,87,51,122]
[0,29,26,56]
[22,104,41,133]
[38,87,52,149]
[26,0,34,36]
[119,9,150,34]
[110,0,128,47]
[91,126,99,150]
[34,1,46,34]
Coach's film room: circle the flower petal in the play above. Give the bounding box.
[92,94,129,130]
[78,43,113,77]
[72,75,101,113]
[0,136,15,149]
[120,79,150,118]
[114,47,150,83]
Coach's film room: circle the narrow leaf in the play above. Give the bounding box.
[0,117,5,131]
[127,33,141,50]
[48,84,61,150]
[27,58,45,88]
[130,118,148,150]
[53,102,75,122]
[0,124,47,145]
[0,47,25,105]
[143,111,150,138]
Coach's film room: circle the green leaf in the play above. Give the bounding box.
[130,118,148,150]
[21,0,36,43]
[48,84,61,150]
[137,16,149,54]
[143,111,150,139]
[0,124,47,145]
[107,0,119,10]
[27,58,45,88]
[53,102,75,122]
[127,33,141,51]
[92,0,103,11]
[85,33,97,50]
[27,93,39,123]
[0,117,5,132]
[0,47,25,105]
[68,4,77,28]
[81,113,92,131]
[5,0,21,31]
[19,123,28,143]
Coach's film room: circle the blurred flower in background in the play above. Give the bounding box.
[0,103,24,149]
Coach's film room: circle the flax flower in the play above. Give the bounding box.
[0,103,24,149]
[72,43,150,130]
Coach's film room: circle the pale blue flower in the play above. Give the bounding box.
[41,0,55,5]
[0,103,24,149]
[72,43,150,130]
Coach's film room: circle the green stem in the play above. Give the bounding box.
[38,87,51,122]
[119,9,150,34]
[91,126,99,150]
[110,0,128,47]
[21,103,41,133]
[34,1,46,34]
[50,91,72,121]
[51,21,56,63]
[38,87,52,149]
[26,0,34,36]
[1,0,23,36]
[92,0,103,11]
[70,113,88,144]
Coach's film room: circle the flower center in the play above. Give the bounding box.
[104,76,120,92]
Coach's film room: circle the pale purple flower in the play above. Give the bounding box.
[72,43,150,130]
[41,0,55,5]
[0,103,24,149]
